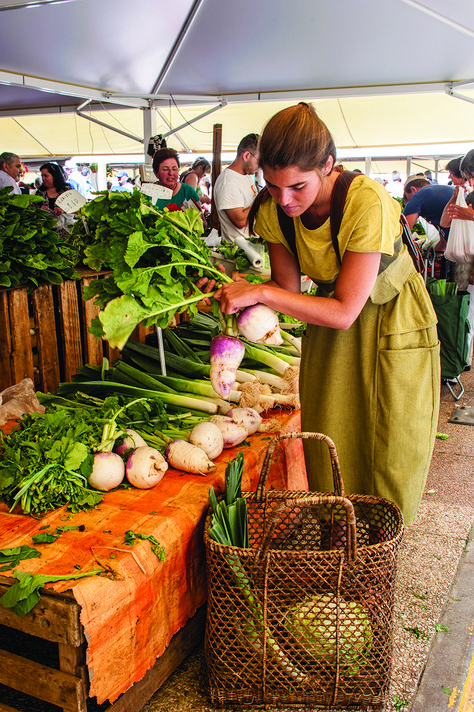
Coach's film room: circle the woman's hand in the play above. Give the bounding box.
[214,276,261,314]
[53,205,65,217]
[441,186,474,224]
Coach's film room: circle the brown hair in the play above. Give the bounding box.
[248,103,336,233]
[258,102,336,173]
[152,148,180,175]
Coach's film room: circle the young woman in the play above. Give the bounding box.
[215,103,440,525]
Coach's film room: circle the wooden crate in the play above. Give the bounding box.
[0,271,151,394]
[0,578,206,712]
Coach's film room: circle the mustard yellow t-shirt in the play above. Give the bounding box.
[255,174,402,288]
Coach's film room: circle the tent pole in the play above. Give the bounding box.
[209,123,222,232]
[143,107,152,164]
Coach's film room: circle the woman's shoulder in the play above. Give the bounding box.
[180,182,200,200]
[345,173,401,216]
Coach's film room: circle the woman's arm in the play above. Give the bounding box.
[217,247,381,331]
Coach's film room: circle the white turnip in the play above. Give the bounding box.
[165,440,217,475]
[237,304,283,345]
[114,429,147,456]
[88,452,125,491]
[209,334,245,399]
[209,415,248,448]
[126,446,168,489]
[226,407,262,435]
[189,421,224,460]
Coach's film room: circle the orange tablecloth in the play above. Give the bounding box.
[0,410,306,704]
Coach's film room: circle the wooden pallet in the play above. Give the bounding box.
[0,580,206,712]
[0,271,151,394]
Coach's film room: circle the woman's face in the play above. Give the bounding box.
[156,158,179,190]
[41,169,54,189]
[448,171,465,187]
[263,165,323,217]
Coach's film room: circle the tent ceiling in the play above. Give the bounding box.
[0,0,473,157]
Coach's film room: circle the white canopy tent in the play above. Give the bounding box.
[0,0,474,175]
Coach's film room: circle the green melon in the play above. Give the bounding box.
[286,593,372,675]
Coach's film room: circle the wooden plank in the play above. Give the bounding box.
[56,281,83,382]
[0,703,20,712]
[0,648,87,712]
[8,287,34,384]
[80,277,103,366]
[31,282,61,394]
[104,605,206,712]
[130,322,148,344]
[0,584,84,646]
[0,290,13,390]
[209,123,222,231]
[59,641,89,691]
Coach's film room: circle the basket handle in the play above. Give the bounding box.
[256,432,345,501]
[256,494,358,563]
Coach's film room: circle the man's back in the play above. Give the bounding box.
[404,184,453,229]
[213,168,258,242]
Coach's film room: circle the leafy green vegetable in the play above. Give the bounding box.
[67,190,233,349]
[436,624,450,632]
[0,188,79,288]
[123,529,166,560]
[393,695,409,710]
[0,568,101,616]
[0,545,41,572]
[404,626,430,640]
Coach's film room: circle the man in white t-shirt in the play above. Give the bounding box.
[213,133,260,243]
[0,152,22,195]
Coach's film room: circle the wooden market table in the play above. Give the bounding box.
[0,411,307,712]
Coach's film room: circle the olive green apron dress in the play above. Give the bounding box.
[300,241,440,525]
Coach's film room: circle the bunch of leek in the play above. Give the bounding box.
[207,453,307,683]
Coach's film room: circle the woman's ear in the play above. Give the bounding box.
[323,155,334,176]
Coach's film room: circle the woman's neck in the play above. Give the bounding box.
[300,171,339,229]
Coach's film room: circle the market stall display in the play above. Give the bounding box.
[0,411,305,711]
[0,188,307,711]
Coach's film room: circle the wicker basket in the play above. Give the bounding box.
[204,432,404,710]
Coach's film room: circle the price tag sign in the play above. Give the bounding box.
[55,189,87,213]
[140,183,173,204]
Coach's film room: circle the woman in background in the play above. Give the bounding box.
[152,148,202,211]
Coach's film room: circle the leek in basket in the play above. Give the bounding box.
[208,452,307,683]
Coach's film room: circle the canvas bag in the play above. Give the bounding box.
[444,189,474,263]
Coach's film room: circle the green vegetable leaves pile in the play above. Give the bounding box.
[0,394,167,518]
[0,188,79,288]
[0,408,102,517]
[68,190,231,349]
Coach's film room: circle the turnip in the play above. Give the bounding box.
[165,439,217,475]
[226,407,262,435]
[88,452,125,491]
[237,304,283,345]
[126,446,168,489]
[189,421,224,460]
[114,428,147,456]
[209,334,245,399]
[209,415,249,448]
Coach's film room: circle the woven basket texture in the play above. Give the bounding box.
[204,432,404,710]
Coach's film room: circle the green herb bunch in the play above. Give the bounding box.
[0,188,79,288]
[0,394,167,518]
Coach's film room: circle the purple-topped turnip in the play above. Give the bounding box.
[165,439,217,475]
[209,334,245,399]
[114,429,147,456]
[237,304,283,345]
[126,446,168,489]
[88,452,125,491]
